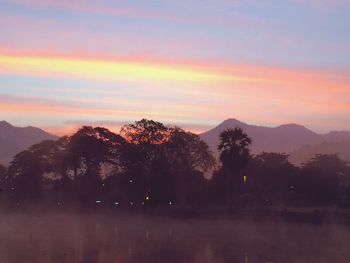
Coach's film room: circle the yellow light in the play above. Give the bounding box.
[243,175,248,184]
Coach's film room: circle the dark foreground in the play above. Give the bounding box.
[0,212,349,263]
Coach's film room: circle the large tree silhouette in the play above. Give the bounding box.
[251,152,296,205]
[66,126,125,178]
[162,128,215,205]
[165,127,215,173]
[120,119,170,145]
[218,128,252,172]
[6,141,57,202]
[210,128,252,203]
[119,120,215,205]
[63,126,126,205]
[285,154,349,206]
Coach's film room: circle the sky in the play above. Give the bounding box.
[0,0,349,135]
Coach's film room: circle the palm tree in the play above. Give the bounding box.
[218,128,252,172]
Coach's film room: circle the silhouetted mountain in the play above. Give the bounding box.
[200,118,350,164]
[0,121,58,165]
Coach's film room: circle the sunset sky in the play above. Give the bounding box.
[0,0,349,135]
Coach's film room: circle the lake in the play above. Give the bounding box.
[0,212,349,262]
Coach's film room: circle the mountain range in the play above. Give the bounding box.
[0,121,58,165]
[199,119,350,165]
[0,119,349,166]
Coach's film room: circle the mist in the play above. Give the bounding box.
[0,211,349,263]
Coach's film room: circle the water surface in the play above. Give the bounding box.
[0,212,349,263]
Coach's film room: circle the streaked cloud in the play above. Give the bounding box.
[0,53,263,84]
[0,50,349,133]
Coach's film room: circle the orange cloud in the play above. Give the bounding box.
[0,52,349,94]
[1,51,349,133]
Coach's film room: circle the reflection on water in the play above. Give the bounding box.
[0,212,349,262]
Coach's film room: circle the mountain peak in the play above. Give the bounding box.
[275,123,315,135]
[0,121,13,128]
[218,118,247,128]
[0,121,59,165]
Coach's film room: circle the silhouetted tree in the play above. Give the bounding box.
[121,119,170,145]
[4,139,74,206]
[63,126,126,205]
[120,119,173,169]
[119,120,215,205]
[118,120,171,204]
[66,126,125,178]
[218,128,252,172]
[210,128,252,204]
[165,128,215,173]
[160,128,214,205]
[6,145,51,202]
[290,154,349,206]
[251,152,296,205]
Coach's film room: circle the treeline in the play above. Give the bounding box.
[0,119,349,209]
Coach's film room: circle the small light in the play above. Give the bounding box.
[145,196,150,200]
[141,202,145,205]
[129,179,133,183]
[96,200,102,204]
[11,187,15,190]
[290,185,294,189]
[114,202,119,205]
[57,202,61,206]
[243,175,248,184]
[169,202,172,205]
[130,201,133,205]
[102,184,105,187]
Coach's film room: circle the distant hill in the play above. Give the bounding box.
[0,121,58,165]
[199,118,350,165]
[289,141,350,165]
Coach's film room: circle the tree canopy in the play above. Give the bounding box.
[218,127,252,172]
[1,121,349,209]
